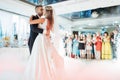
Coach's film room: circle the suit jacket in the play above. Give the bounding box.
[28,15,43,52]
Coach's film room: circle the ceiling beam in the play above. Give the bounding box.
[73,16,120,27]
[50,0,120,15]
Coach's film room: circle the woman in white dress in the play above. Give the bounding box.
[24,6,64,80]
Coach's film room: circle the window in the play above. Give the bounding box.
[0,10,30,47]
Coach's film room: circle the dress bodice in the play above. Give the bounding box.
[38,18,47,30]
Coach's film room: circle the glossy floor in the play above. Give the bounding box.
[0,48,120,80]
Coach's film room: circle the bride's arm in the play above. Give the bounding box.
[45,20,52,36]
[29,15,45,24]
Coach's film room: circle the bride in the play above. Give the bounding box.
[24,6,64,80]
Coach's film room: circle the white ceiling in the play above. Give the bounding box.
[0,0,120,31]
[0,0,35,17]
[1,0,120,16]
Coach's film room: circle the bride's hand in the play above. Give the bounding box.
[43,30,47,34]
[43,30,50,36]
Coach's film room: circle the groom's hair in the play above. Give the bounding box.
[35,5,43,9]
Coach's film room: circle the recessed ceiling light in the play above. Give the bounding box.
[91,11,99,18]
[114,21,118,23]
[88,23,92,26]
[105,26,109,28]
[79,27,83,29]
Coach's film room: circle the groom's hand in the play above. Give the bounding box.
[30,15,34,19]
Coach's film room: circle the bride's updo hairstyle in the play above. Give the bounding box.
[45,6,54,31]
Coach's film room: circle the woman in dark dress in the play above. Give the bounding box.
[78,34,85,58]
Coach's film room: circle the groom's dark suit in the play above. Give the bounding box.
[28,15,43,54]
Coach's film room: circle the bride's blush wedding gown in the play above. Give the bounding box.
[24,19,64,80]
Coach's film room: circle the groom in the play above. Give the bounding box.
[28,5,44,54]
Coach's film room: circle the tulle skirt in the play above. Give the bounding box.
[24,34,64,80]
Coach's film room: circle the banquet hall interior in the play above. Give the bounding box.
[0,0,120,80]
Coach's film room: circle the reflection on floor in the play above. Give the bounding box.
[0,48,120,80]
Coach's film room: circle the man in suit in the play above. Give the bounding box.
[28,5,44,54]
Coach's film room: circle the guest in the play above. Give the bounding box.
[92,33,97,59]
[72,34,79,58]
[95,32,102,60]
[78,34,85,58]
[110,31,115,59]
[102,32,112,60]
[63,33,68,56]
[66,36,72,57]
[86,33,92,59]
